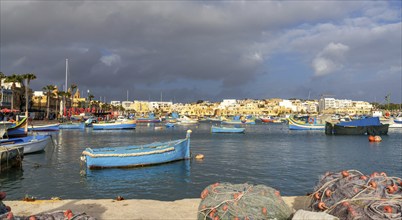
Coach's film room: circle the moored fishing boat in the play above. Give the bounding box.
[287,115,325,130]
[59,122,85,129]
[221,116,256,125]
[211,126,245,133]
[81,130,192,169]
[28,123,60,132]
[260,116,274,123]
[325,117,389,135]
[92,119,136,130]
[1,135,51,154]
[136,113,161,123]
[388,113,402,128]
[3,118,28,138]
[177,116,198,125]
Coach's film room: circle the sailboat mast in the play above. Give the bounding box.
[65,59,68,92]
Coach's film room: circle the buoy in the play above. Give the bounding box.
[195,154,204,160]
[368,135,375,142]
[318,202,327,210]
[374,136,382,142]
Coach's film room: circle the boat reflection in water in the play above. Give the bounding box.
[81,160,191,199]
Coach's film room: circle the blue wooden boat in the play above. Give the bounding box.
[287,115,325,130]
[211,126,245,133]
[81,130,192,169]
[4,117,28,138]
[28,123,60,132]
[165,123,175,128]
[59,122,85,129]
[92,120,136,130]
[1,135,51,154]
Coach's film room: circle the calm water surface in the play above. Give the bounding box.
[1,122,401,200]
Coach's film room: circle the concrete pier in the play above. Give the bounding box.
[5,196,310,219]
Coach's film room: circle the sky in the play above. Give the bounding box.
[1,1,401,104]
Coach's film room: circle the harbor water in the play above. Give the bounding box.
[1,122,401,200]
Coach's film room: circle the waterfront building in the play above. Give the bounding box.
[319,97,372,115]
[110,101,121,106]
[279,99,297,112]
[122,101,133,110]
[0,88,12,109]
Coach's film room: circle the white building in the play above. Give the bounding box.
[121,101,133,109]
[279,99,297,112]
[110,101,121,106]
[148,101,173,111]
[219,99,237,109]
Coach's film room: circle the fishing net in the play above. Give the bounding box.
[197,182,292,220]
[309,170,402,219]
[0,210,97,220]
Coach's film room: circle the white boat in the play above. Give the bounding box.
[177,116,198,124]
[389,113,402,128]
[1,135,51,154]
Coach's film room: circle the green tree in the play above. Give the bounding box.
[4,74,21,110]
[21,73,37,111]
[43,85,56,119]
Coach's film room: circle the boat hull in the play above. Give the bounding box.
[288,117,325,130]
[211,126,245,133]
[92,122,136,130]
[60,123,85,129]
[136,119,161,123]
[221,120,255,125]
[4,118,28,138]
[81,131,191,169]
[1,135,51,154]
[325,117,390,135]
[28,124,60,131]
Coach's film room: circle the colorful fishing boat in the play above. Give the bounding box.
[211,126,245,133]
[92,120,136,130]
[4,117,28,138]
[28,123,60,132]
[136,113,161,123]
[59,122,85,129]
[0,146,23,172]
[1,135,51,154]
[260,116,275,123]
[221,116,256,125]
[81,130,192,169]
[287,115,325,130]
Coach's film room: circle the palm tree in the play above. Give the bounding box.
[4,74,20,110]
[43,85,55,119]
[21,73,37,112]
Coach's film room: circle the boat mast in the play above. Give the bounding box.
[24,78,28,133]
[65,59,68,92]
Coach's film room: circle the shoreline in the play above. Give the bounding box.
[5,196,310,219]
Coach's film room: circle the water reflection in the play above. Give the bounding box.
[82,160,191,199]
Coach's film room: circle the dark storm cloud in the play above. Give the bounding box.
[1,1,401,102]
